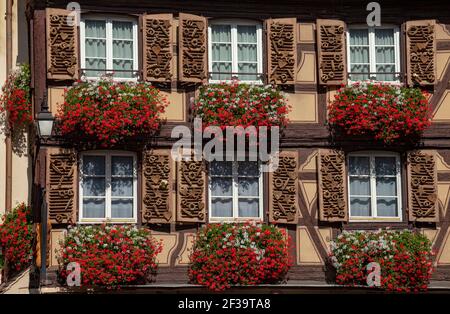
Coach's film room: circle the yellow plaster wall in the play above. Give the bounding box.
[286,92,317,123]
[152,233,178,266]
[50,229,67,267]
[160,90,186,122]
[297,227,322,265]
[175,233,196,265]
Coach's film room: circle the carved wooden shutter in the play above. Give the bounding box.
[269,151,299,224]
[178,13,208,83]
[142,14,174,82]
[407,151,438,222]
[142,150,175,223]
[316,19,347,85]
[318,149,348,222]
[177,158,207,222]
[46,8,79,80]
[405,20,436,86]
[46,148,78,225]
[266,18,297,85]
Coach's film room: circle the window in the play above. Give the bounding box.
[79,152,137,222]
[347,26,400,82]
[209,161,263,221]
[80,17,138,80]
[208,20,263,83]
[348,152,402,221]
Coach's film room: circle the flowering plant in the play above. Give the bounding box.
[328,82,432,144]
[330,230,434,292]
[0,64,32,129]
[0,203,33,272]
[193,81,290,132]
[57,225,162,288]
[189,222,292,291]
[56,78,168,147]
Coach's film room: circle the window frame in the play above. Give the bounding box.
[208,19,263,84]
[79,151,138,224]
[80,15,139,81]
[346,25,401,83]
[347,151,403,222]
[208,160,264,222]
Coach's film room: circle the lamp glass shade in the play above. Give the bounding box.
[38,119,54,137]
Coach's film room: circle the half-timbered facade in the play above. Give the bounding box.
[27,0,450,288]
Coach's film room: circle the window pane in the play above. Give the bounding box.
[83,198,105,218]
[82,178,106,196]
[211,25,231,42]
[83,156,105,175]
[85,58,106,77]
[375,29,394,45]
[210,161,232,176]
[112,156,133,176]
[376,65,396,81]
[349,177,370,196]
[113,40,133,59]
[85,38,106,58]
[350,47,369,63]
[112,21,133,39]
[238,178,259,196]
[375,157,396,175]
[211,198,233,217]
[212,62,232,80]
[113,59,133,78]
[377,197,398,217]
[211,177,232,196]
[212,43,232,62]
[238,198,259,217]
[238,63,257,81]
[238,161,259,176]
[375,47,395,63]
[349,29,369,45]
[238,44,257,62]
[350,197,371,216]
[349,156,370,175]
[376,177,397,196]
[350,64,370,81]
[85,20,106,38]
[111,178,133,196]
[111,199,133,218]
[237,25,257,43]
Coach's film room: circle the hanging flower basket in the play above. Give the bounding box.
[327,82,432,145]
[193,81,290,135]
[0,64,32,130]
[56,78,168,147]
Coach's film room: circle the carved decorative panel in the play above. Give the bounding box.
[46,148,77,224]
[46,9,79,80]
[177,159,206,222]
[406,20,436,86]
[318,149,348,222]
[316,19,346,85]
[407,151,438,222]
[179,13,208,83]
[142,150,174,223]
[267,18,297,85]
[143,14,173,82]
[269,151,299,224]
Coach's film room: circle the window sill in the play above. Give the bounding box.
[208,218,263,223]
[208,79,264,85]
[78,219,137,224]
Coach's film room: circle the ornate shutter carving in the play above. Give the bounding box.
[269,151,299,224]
[178,13,208,83]
[142,150,175,223]
[318,149,348,222]
[177,158,206,222]
[46,8,79,80]
[407,151,438,222]
[406,20,436,86]
[266,18,297,85]
[316,19,347,85]
[46,148,77,225]
[142,14,174,82]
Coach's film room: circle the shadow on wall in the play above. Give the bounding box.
[16,0,29,65]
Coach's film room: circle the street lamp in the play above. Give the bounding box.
[36,91,54,138]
